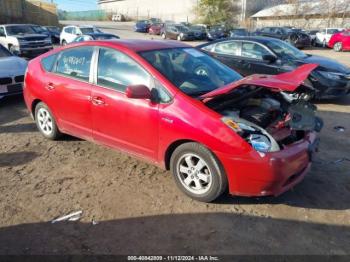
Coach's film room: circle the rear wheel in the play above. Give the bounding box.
[333,42,343,52]
[170,142,228,202]
[35,102,61,140]
[62,40,67,46]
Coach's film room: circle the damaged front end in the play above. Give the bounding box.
[202,64,323,154]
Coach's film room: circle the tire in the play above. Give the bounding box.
[177,35,182,41]
[322,40,326,48]
[35,102,61,140]
[62,40,67,46]
[333,42,342,52]
[9,45,16,54]
[161,33,166,39]
[170,142,228,202]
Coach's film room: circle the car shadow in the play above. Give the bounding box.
[0,123,37,133]
[0,213,348,255]
[0,96,27,125]
[0,151,40,168]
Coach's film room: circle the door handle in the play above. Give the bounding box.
[91,96,105,106]
[46,83,55,90]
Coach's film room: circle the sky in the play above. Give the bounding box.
[53,0,98,11]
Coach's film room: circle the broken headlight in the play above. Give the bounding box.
[222,117,278,153]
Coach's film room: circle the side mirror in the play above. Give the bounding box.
[263,54,277,63]
[126,85,152,99]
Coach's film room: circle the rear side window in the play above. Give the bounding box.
[41,54,58,72]
[55,47,94,82]
[97,48,151,92]
[214,41,241,56]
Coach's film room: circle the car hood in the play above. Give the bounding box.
[201,64,318,100]
[298,55,350,74]
[0,56,27,76]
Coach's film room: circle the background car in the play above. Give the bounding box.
[134,20,150,33]
[73,33,120,43]
[0,44,27,98]
[328,30,350,52]
[189,24,207,40]
[254,27,311,48]
[307,29,319,46]
[199,37,350,99]
[229,28,249,37]
[161,24,194,41]
[148,23,163,35]
[60,25,101,45]
[24,40,321,202]
[315,28,344,47]
[0,24,52,56]
[31,25,61,44]
[206,25,227,41]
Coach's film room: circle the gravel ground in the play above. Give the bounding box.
[0,21,349,255]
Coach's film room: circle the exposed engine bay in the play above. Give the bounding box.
[205,85,323,153]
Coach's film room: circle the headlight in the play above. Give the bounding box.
[319,71,343,80]
[222,117,279,153]
[248,134,271,153]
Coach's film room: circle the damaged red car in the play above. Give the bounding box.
[23,40,323,202]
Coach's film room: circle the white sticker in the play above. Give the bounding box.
[184,48,205,58]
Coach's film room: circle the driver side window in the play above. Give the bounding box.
[214,41,241,56]
[97,48,152,92]
[241,42,270,60]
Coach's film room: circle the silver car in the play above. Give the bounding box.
[0,44,27,99]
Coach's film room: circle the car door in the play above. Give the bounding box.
[91,47,159,159]
[48,46,94,140]
[239,41,279,76]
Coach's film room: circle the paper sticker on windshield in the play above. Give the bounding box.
[184,48,205,58]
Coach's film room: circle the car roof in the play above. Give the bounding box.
[74,39,189,52]
[197,36,280,48]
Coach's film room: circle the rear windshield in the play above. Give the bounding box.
[80,28,95,34]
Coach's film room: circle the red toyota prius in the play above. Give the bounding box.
[24,39,323,202]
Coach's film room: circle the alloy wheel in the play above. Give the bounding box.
[334,42,342,52]
[37,108,54,136]
[176,153,212,195]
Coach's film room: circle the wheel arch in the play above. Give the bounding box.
[31,99,42,119]
[164,139,203,170]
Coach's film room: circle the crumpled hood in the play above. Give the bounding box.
[299,55,350,74]
[0,56,27,77]
[201,64,318,99]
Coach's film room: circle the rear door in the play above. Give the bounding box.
[47,46,94,139]
[91,47,159,159]
[205,40,246,75]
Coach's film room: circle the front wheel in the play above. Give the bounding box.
[35,102,61,140]
[62,40,67,46]
[161,33,166,39]
[333,42,342,52]
[170,142,228,202]
[177,35,182,41]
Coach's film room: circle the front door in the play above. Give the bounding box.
[91,47,159,160]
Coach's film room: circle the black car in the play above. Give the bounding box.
[190,25,207,40]
[207,25,228,41]
[254,27,311,49]
[44,26,61,44]
[73,33,120,43]
[198,37,350,99]
[161,24,195,41]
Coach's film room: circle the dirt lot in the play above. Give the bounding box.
[0,22,350,255]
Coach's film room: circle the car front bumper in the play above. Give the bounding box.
[312,76,350,99]
[18,45,53,56]
[216,132,319,197]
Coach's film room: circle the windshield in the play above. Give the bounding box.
[175,26,189,32]
[191,26,205,31]
[47,27,60,33]
[140,48,241,97]
[0,44,12,57]
[328,29,340,34]
[266,39,307,60]
[5,25,36,35]
[80,28,95,34]
[32,26,47,33]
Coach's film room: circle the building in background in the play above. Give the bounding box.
[97,0,284,23]
[251,0,350,29]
